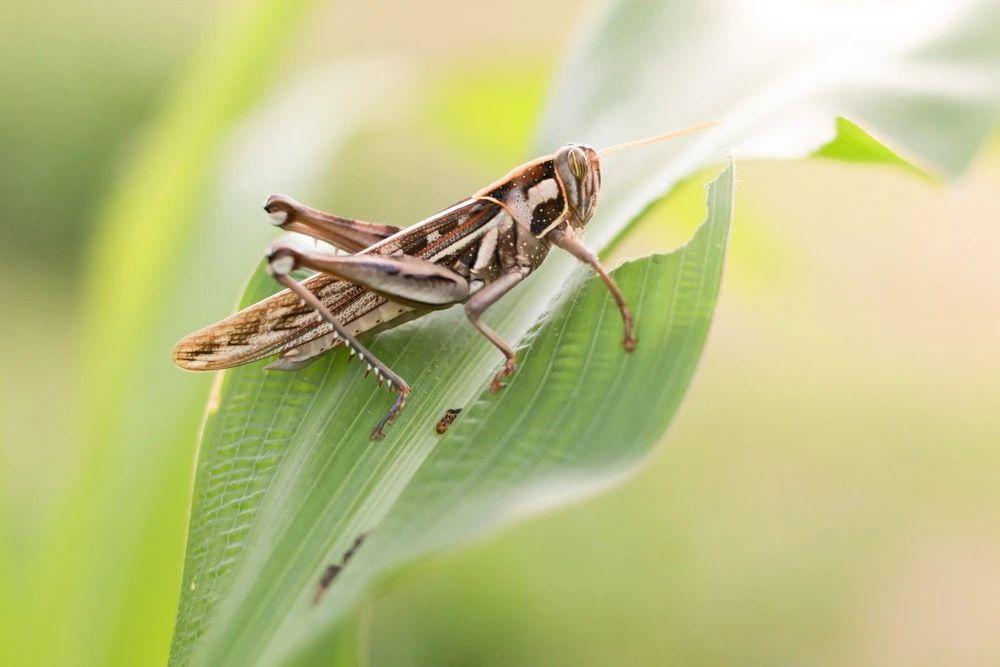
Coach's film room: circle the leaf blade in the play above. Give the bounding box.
[175,162,731,664]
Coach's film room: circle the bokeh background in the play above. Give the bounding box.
[2,1,998,665]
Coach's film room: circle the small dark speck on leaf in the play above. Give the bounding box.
[435,408,462,434]
[312,531,368,605]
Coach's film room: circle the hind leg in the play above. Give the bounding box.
[266,249,411,439]
[266,243,471,438]
[264,194,401,253]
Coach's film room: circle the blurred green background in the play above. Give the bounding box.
[2,0,998,665]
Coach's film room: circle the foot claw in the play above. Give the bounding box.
[489,359,517,393]
[370,426,385,440]
[623,336,637,352]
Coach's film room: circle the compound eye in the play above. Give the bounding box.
[568,146,587,180]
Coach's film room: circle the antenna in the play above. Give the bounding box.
[598,119,720,157]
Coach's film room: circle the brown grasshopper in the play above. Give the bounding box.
[173,121,716,438]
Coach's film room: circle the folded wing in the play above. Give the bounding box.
[172,197,502,371]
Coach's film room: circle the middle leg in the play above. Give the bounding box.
[464,266,530,392]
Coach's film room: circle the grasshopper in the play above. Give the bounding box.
[173,121,716,438]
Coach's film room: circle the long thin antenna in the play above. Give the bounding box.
[599,119,720,157]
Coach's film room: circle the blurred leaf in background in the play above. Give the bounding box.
[17,1,323,664]
[0,0,218,270]
[0,0,223,577]
[1,0,218,660]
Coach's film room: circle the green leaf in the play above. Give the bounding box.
[175,162,733,665]
[814,117,932,180]
[171,1,1000,663]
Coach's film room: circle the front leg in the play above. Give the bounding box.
[547,226,636,351]
[464,267,530,392]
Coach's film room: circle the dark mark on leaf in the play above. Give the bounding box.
[435,408,462,435]
[312,531,368,605]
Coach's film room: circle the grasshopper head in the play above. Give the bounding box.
[554,143,601,227]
